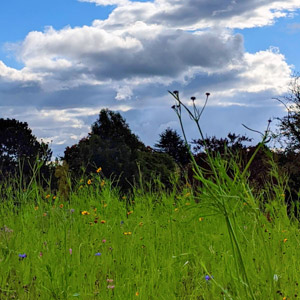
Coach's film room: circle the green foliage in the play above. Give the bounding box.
[0,158,298,299]
[64,109,176,191]
[0,118,52,180]
[155,127,190,167]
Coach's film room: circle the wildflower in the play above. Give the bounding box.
[120,220,124,225]
[19,253,27,259]
[106,279,113,283]
[81,211,90,215]
[96,167,102,173]
[69,248,72,255]
[95,252,102,256]
[243,202,247,206]
[136,292,139,296]
[185,202,191,206]
[104,203,107,208]
[123,232,128,235]
[102,239,106,243]
[87,179,92,185]
[94,220,98,224]
[124,232,132,235]
[39,252,43,257]
[127,211,133,216]
[107,285,115,289]
[122,196,126,200]
[34,206,39,211]
[139,222,143,226]
[283,238,288,243]
[205,275,213,281]
[101,180,105,187]
[45,194,50,199]
[273,274,279,281]
[43,213,47,217]
[99,220,105,224]
[199,217,203,222]
[53,196,56,200]
[59,204,64,208]
[174,208,179,212]
[70,208,75,213]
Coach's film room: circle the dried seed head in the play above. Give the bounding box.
[191,96,196,101]
[206,92,210,97]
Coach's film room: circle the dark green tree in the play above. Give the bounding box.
[0,118,52,179]
[192,132,252,155]
[275,76,300,153]
[64,109,176,191]
[155,128,190,167]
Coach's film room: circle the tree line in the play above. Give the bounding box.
[1,79,300,205]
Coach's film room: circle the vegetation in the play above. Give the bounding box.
[1,80,300,298]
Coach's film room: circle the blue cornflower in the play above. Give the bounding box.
[205,275,213,281]
[120,220,124,225]
[95,252,101,256]
[19,254,27,259]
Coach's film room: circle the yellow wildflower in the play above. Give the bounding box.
[283,238,288,243]
[101,220,106,224]
[96,167,102,173]
[136,292,139,296]
[81,211,90,215]
[34,206,39,211]
[199,217,203,222]
[174,208,179,212]
[127,211,133,216]
[45,194,50,199]
[53,196,56,200]
[59,204,64,208]
[87,179,92,185]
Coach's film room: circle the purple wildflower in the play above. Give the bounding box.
[107,285,115,289]
[69,248,72,255]
[205,275,213,281]
[70,208,75,213]
[95,252,101,256]
[19,254,27,259]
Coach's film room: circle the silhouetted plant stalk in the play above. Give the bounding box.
[169,90,273,300]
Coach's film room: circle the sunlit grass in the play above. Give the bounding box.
[0,158,299,300]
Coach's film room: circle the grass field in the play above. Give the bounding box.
[0,154,299,300]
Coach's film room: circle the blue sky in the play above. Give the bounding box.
[0,0,300,158]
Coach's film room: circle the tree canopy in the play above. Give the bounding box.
[0,118,52,178]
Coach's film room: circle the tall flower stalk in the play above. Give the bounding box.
[169,90,272,300]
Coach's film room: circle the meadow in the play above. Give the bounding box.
[0,153,299,300]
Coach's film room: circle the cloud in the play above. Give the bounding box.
[93,0,300,30]
[0,0,298,157]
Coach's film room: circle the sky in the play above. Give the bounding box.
[1,0,300,158]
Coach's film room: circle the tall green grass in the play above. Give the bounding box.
[0,156,299,299]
